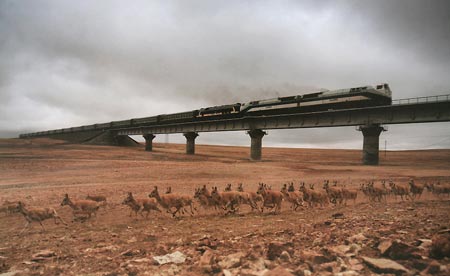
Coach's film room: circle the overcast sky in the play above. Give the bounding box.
[1,0,449,149]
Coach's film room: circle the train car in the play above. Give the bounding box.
[132,116,159,126]
[242,83,392,116]
[111,119,132,128]
[159,111,197,123]
[197,103,241,117]
[95,122,112,130]
[84,124,96,131]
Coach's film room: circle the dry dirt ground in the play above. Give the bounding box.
[0,138,449,276]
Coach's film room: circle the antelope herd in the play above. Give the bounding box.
[1,179,449,233]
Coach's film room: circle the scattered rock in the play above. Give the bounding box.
[362,256,409,275]
[416,239,432,250]
[198,249,220,273]
[152,251,186,265]
[126,237,137,243]
[348,233,367,244]
[318,261,337,273]
[199,249,215,267]
[31,250,56,262]
[411,258,429,271]
[222,269,232,276]
[332,213,344,219]
[0,271,22,276]
[130,258,151,263]
[279,251,291,262]
[196,236,219,252]
[240,268,268,276]
[120,249,140,257]
[32,250,55,258]
[293,266,312,276]
[335,271,359,276]
[263,266,294,276]
[241,257,266,273]
[266,242,293,261]
[423,260,441,274]
[300,250,334,264]
[348,244,361,254]
[379,239,419,260]
[430,231,450,259]
[218,252,245,269]
[331,245,351,256]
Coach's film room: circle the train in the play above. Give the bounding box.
[20,83,392,138]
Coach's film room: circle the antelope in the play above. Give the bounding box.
[280,183,303,211]
[257,183,283,213]
[427,182,450,197]
[210,186,243,214]
[0,200,20,215]
[408,179,424,199]
[340,186,358,205]
[17,201,67,234]
[149,186,195,217]
[299,182,329,208]
[194,185,218,211]
[287,182,295,192]
[323,180,343,205]
[237,183,263,211]
[60,194,100,219]
[389,181,411,201]
[364,181,386,202]
[122,192,161,218]
[86,194,107,206]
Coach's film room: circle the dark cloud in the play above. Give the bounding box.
[0,0,449,149]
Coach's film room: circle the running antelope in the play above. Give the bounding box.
[17,201,67,234]
[210,186,243,214]
[194,185,218,211]
[149,186,195,217]
[0,200,20,215]
[408,179,424,199]
[257,183,283,213]
[299,182,329,208]
[389,181,411,201]
[60,194,100,219]
[86,194,107,207]
[323,180,343,205]
[122,192,161,218]
[237,183,263,211]
[281,184,303,211]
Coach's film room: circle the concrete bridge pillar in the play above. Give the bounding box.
[359,125,385,165]
[143,134,156,151]
[248,129,267,161]
[183,132,199,155]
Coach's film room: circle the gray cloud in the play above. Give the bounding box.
[1,0,449,149]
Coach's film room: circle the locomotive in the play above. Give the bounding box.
[20,83,392,137]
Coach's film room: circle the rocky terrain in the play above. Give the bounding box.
[0,138,449,276]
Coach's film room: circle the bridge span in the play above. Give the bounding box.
[20,94,450,165]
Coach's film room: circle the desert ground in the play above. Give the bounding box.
[0,138,449,276]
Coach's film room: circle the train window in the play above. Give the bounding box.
[377,85,383,89]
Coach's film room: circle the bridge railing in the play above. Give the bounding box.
[392,94,450,105]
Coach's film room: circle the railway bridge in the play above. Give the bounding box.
[20,94,450,165]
